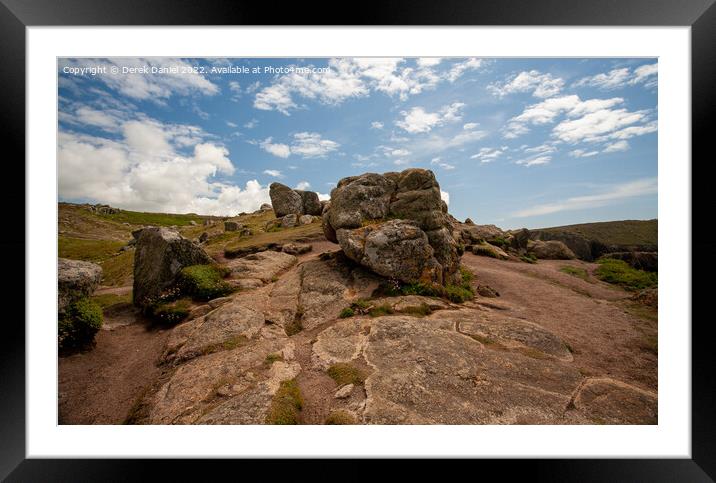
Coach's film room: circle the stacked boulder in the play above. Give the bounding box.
[269,183,322,217]
[322,169,461,285]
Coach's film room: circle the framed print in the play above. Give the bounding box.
[3,0,715,479]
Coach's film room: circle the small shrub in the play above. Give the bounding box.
[595,258,657,291]
[444,285,474,303]
[265,353,284,365]
[368,303,394,317]
[520,254,538,264]
[327,363,366,386]
[325,410,356,425]
[490,237,508,248]
[339,307,355,318]
[399,303,433,317]
[265,379,303,424]
[151,298,191,324]
[178,264,234,301]
[472,243,501,259]
[58,297,103,352]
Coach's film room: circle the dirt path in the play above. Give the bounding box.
[461,254,657,391]
[58,308,170,424]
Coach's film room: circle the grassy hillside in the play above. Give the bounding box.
[58,203,323,287]
[537,219,657,247]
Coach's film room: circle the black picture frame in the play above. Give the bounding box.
[2,0,714,479]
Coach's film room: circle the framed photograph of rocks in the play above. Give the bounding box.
[6,0,714,478]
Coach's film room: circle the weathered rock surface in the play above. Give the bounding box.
[269,182,304,217]
[226,251,297,283]
[298,214,315,225]
[471,242,509,260]
[527,240,576,260]
[132,227,214,309]
[282,243,312,255]
[323,169,460,285]
[337,220,442,284]
[58,258,103,312]
[460,224,507,245]
[296,190,322,216]
[571,378,657,424]
[281,214,298,228]
[224,221,241,232]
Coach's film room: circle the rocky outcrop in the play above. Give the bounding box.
[295,190,322,216]
[529,229,594,260]
[527,240,576,260]
[58,258,103,313]
[224,221,241,232]
[269,182,323,217]
[132,227,214,310]
[323,169,461,285]
[269,183,304,217]
[337,220,442,284]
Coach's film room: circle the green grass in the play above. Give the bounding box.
[58,297,103,352]
[265,379,303,425]
[91,292,132,309]
[325,411,356,425]
[398,303,433,317]
[150,298,191,324]
[376,266,475,304]
[97,210,205,227]
[327,363,366,386]
[368,303,394,317]
[339,307,355,318]
[178,264,234,301]
[471,243,502,259]
[520,254,538,264]
[560,266,590,281]
[595,258,658,291]
[58,237,125,262]
[98,250,134,287]
[265,353,284,365]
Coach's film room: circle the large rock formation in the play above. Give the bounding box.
[58,258,102,313]
[527,240,576,260]
[133,227,214,310]
[323,169,461,285]
[269,183,304,217]
[295,190,322,216]
[269,182,323,217]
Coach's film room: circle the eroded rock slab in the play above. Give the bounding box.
[570,377,657,424]
[58,258,102,312]
[227,251,297,283]
[362,316,582,424]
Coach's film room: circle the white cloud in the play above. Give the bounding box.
[228,81,242,93]
[603,140,630,152]
[58,120,275,216]
[515,155,552,167]
[445,58,483,82]
[470,147,505,163]
[226,121,238,128]
[396,102,465,133]
[244,119,258,129]
[524,143,556,154]
[59,58,219,102]
[253,57,482,114]
[574,63,657,90]
[569,149,599,158]
[489,70,564,98]
[430,157,455,170]
[263,169,283,177]
[295,181,311,190]
[259,137,291,158]
[73,106,124,131]
[440,190,450,205]
[417,58,442,68]
[512,178,657,217]
[502,94,655,145]
[370,121,384,130]
[463,122,479,130]
[290,132,340,158]
[390,148,411,157]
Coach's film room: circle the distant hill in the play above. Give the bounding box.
[536,219,657,247]
[526,219,657,261]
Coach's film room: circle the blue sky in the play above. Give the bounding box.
[58,57,657,229]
